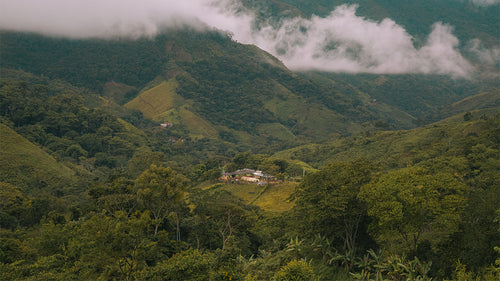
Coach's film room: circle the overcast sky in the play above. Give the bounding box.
[1,0,497,77]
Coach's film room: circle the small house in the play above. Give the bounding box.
[221,168,275,184]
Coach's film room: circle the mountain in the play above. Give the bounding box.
[0,124,74,191]
[446,88,500,115]
[1,29,497,149]
[252,0,500,45]
[273,102,500,172]
[0,31,383,145]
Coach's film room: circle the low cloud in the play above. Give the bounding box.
[0,0,489,77]
[469,0,500,7]
[0,0,251,38]
[246,5,473,77]
[467,39,500,66]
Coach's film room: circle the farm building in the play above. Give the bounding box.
[221,168,275,184]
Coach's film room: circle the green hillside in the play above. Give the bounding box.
[274,107,500,170]
[158,106,219,140]
[257,123,295,141]
[448,88,500,115]
[0,124,74,190]
[102,81,137,105]
[125,79,184,120]
[125,79,219,139]
[204,182,296,212]
[1,29,497,144]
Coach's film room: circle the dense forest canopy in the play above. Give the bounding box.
[1,65,498,281]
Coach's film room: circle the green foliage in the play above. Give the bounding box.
[275,113,500,178]
[127,148,166,178]
[445,261,480,281]
[358,167,467,253]
[0,182,27,229]
[136,165,188,236]
[273,260,316,281]
[0,71,147,173]
[151,249,215,281]
[292,159,374,253]
[0,32,167,90]
[351,251,433,281]
[190,189,259,253]
[0,124,74,190]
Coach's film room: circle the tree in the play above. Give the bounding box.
[0,182,26,229]
[136,165,188,237]
[358,167,468,254]
[292,159,373,254]
[151,249,215,281]
[65,211,155,281]
[127,148,165,178]
[273,260,316,281]
[191,190,257,252]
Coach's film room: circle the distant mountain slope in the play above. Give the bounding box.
[125,79,184,119]
[319,73,496,123]
[274,107,500,170]
[271,0,500,44]
[0,32,167,90]
[0,124,74,190]
[0,29,379,141]
[447,88,500,115]
[0,28,497,146]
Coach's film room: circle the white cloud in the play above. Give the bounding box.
[469,0,500,7]
[245,5,473,77]
[467,39,500,65]
[0,0,485,77]
[0,0,250,38]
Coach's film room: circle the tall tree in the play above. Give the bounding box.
[136,165,188,237]
[292,159,374,254]
[358,167,468,254]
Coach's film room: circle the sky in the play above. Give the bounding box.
[0,0,498,78]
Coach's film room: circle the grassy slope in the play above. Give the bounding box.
[257,123,295,141]
[0,124,74,189]
[302,73,418,129]
[251,182,297,212]
[264,91,361,138]
[125,79,218,139]
[274,107,500,168]
[448,88,500,115]
[205,182,297,212]
[125,79,183,119]
[157,106,218,139]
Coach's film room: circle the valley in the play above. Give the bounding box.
[0,1,499,280]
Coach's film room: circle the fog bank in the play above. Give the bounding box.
[1,0,493,77]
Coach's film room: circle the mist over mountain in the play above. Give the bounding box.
[1,0,498,77]
[1,0,498,140]
[1,2,499,280]
[471,0,500,6]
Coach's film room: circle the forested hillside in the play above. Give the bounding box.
[1,59,499,281]
[1,0,499,280]
[1,71,498,279]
